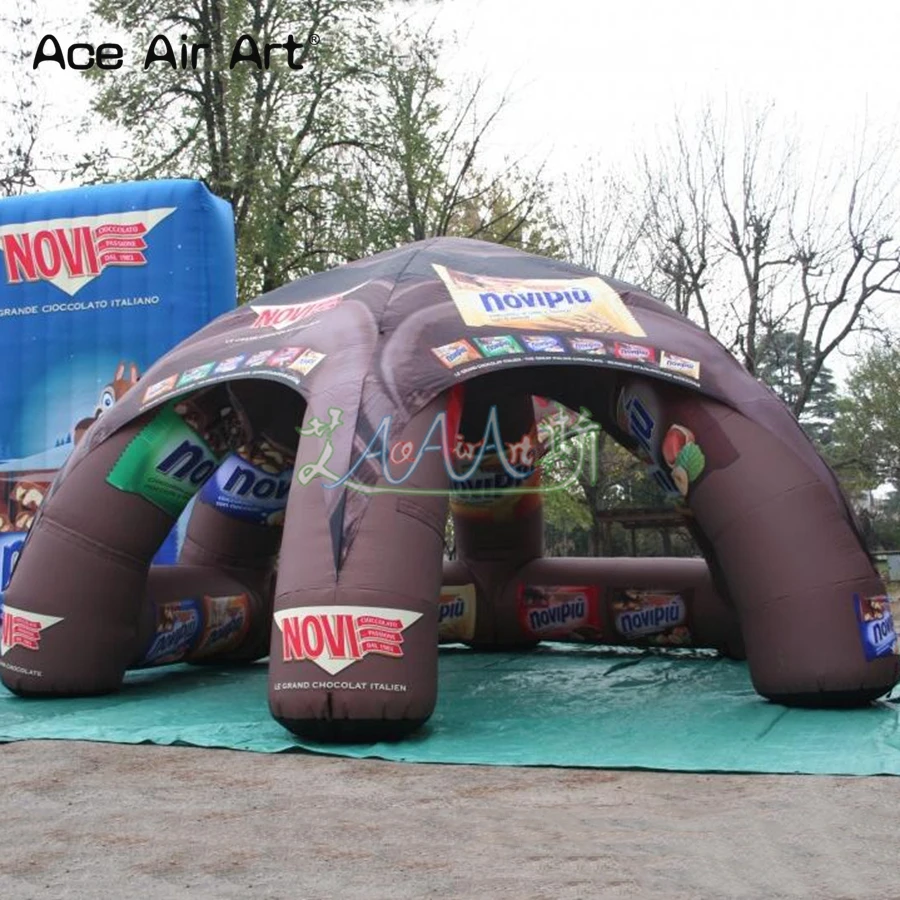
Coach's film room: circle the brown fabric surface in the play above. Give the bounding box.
[3,237,897,738]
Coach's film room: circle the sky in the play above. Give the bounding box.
[407,0,900,179]
[15,0,900,183]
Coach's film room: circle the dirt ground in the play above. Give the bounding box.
[1,741,898,899]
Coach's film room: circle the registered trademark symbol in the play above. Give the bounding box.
[309,33,320,45]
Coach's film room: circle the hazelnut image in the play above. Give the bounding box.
[671,465,690,496]
[662,424,695,467]
[675,442,706,481]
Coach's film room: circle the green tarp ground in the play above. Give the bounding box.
[2,645,899,774]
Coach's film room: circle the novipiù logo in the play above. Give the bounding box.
[0,604,63,655]
[0,207,175,296]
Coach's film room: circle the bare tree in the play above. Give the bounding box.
[329,21,558,261]
[617,101,900,420]
[557,155,651,280]
[783,130,900,415]
[704,104,801,374]
[639,112,719,333]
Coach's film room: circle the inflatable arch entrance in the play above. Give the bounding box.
[2,237,898,742]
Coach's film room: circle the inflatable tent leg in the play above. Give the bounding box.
[1,385,259,695]
[0,419,180,696]
[269,396,450,742]
[670,395,900,706]
[449,390,544,649]
[175,378,301,661]
[176,502,279,663]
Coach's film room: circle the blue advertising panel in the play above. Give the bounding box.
[0,178,236,594]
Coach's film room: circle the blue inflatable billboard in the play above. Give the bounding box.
[0,178,236,594]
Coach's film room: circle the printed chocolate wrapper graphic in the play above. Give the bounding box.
[473,335,523,357]
[611,590,692,646]
[106,398,242,517]
[0,473,52,542]
[615,382,683,496]
[177,362,216,387]
[568,337,607,355]
[432,263,646,336]
[134,594,252,667]
[854,593,899,660]
[199,436,294,527]
[244,349,275,368]
[517,584,602,641]
[214,355,246,374]
[138,598,203,666]
[521,334,566,352]
[140,347,326,411]
[614,342,657,364]
[190,594,251,659]
[432,339,481,368]
[143,374,179,404]
[265,347,303,368]
[288,349,326,375]
[438,584,477,643]
[659,350,701,381]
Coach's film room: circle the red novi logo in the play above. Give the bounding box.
[274,605,422,674]
[0,208,175,296]
[0,604,63,656]
[250,295,343,330]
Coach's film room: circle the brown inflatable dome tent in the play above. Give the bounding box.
[2,237,898,743]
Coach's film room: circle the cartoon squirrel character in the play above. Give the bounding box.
[73,361,141,446]
[11,481,44,530]
[1,480,49,534]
